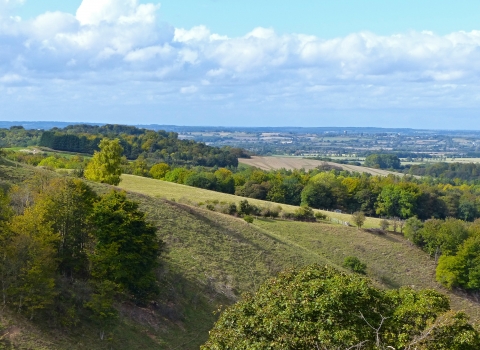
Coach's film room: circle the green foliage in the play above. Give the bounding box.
[436,236,480,291]
[84,138,124,185]
[149,162,170,179]
[90,191,162,303]
[404,216,424,245]
[293,205,315,222]
[343,256,367,274]
[380,219,390,231]
[85,280,119,340]
[364,154,401,169]
[243,215,254,224]
[376,183,421,219]
[352,211,366,228]
[203,264,478,350]
[237,199,254,216]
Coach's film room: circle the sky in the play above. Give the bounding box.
[2,0,480,128]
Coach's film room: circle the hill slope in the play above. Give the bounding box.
[2,167,480,349]
[118,174,383,228]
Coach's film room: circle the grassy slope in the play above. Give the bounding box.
[118,174,383,228]
[3,168,480,349]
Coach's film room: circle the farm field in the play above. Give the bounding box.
[118,174,383,228]
[239,156,408,177]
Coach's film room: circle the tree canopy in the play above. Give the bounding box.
[84,138,123,185]
[202,264,480,350]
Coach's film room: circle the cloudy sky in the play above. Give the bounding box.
[2,0,480,128]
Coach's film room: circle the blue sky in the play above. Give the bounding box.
[2,0,480,128]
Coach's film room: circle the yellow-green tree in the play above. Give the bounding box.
[149,162,170,179]
[84,138,123,185]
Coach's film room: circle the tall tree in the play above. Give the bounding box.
[89,191,162,303]
[84,138,123,186]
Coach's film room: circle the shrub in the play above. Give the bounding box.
[343,256,367,274]
[244,215,254,224]
[294,206,315,222]
[315,212,328,221]
[380,219,390,231]
[351,211,366,229]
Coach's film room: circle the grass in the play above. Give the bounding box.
[118,174,383,228]
[3,164,480,349]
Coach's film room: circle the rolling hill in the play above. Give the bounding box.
[2,167,480,349]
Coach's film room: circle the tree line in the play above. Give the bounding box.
[38,124,248,167]
[145,164,480,222]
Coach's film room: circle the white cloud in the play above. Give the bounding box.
[2,0,480,126]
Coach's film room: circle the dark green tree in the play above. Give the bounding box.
[89,191,162,303]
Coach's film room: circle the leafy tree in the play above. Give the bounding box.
[84,138,123,186]
[130,155,149,177]
[202,265,477,349]
[38,178,98,278]
[436,236,480,291]
[403,216,424,245]
[164,167,190,183]
[376,183,420,219]
[184,172,217,191]
[380,219,390,231]
[7,204,58,319]
[300,182,334,209]
[149,163,170,179]
[352,211,366,229]
[89,191,162,303]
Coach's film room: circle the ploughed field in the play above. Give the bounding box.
[239,156,408,177]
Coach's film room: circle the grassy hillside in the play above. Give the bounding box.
[3,167,480,349]
[118,174,383,228]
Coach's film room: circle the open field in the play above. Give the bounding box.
[118,174,384,228]
[239,156,408,177]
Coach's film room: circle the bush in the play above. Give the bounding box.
[343,256,367,274]
[294,206,315,222]
[244,215,254,224]
[314,212,328,221]
[380,219,390,231]
[351,211,366,229]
